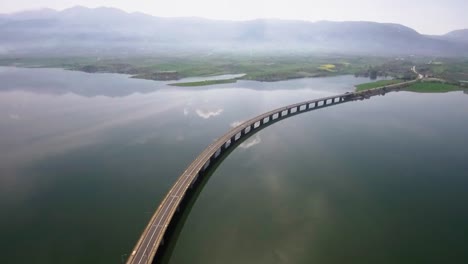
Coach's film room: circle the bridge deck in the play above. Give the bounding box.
[126,78,418,264]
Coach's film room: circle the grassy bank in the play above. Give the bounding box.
[355,79,403,91]
[405,82,462,93]
[169,78,237,87]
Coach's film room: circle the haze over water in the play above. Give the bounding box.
[1,67,467,263]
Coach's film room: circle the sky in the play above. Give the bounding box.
[1,0,467,34]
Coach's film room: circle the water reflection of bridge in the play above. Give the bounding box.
[126,79,417,264]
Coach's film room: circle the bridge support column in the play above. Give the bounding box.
[287,109,291,114]
[214,149,221,159]
[206,159,212,168]
[210,154,217,163]
[190,174,199,188]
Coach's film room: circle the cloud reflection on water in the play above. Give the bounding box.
[239,134,262,149]
[196,108,223,119]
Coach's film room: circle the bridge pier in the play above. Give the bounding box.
[190,174,199,189]
[215,148,222,159]
[203,160,210,171]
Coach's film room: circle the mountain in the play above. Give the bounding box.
[443,29,468,43]
[0,6,467,56]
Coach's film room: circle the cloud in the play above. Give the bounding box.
[196,108,223,119]
[183,108,189,116]
[239,134,261,149]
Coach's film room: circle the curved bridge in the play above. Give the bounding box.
[126,79,418,264]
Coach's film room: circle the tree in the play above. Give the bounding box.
[369,69,378,80]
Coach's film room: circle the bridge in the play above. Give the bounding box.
[126,77,419,264]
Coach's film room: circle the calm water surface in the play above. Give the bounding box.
[0,67,467,264]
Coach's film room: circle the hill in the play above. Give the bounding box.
[443,29,468,43]
[0,6,467,56]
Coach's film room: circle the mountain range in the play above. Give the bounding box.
[1,6,467,56]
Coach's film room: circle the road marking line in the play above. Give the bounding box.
[136,197,177,264]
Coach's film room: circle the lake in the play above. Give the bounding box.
[0,66,467,264]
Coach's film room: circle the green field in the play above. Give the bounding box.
[405,82,462,93]
[318,64,337,72]
[355,79,404,91]
[417,59,468,82]
[1,55,466,84]
[0,55,398,82]
[169,78,237,87]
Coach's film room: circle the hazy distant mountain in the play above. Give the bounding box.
[0,6,467,56]
[443,29,468,43]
